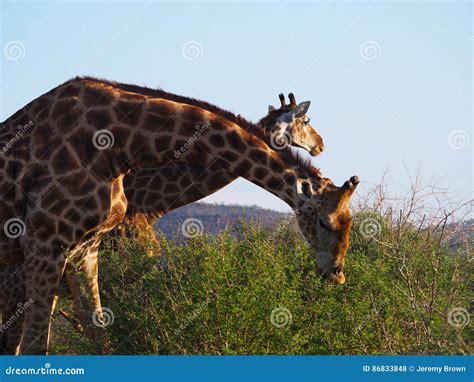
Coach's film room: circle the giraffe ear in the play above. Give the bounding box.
[268,105,276,113]
[296,179,314,201]
[294,101,311,118]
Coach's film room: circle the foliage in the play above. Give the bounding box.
[51,213,472,355]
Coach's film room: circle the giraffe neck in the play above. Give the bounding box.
[79,80,322,209]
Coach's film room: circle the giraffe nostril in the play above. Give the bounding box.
[334,264,343,276]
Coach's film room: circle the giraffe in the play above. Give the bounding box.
[62,93,325,343]
[119,91,324,239]
[0,77,358,354]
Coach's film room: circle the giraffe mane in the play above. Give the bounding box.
[70,76,321,178]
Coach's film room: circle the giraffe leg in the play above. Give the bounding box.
[0,264,26,354]
[82,246,103,324]
[19,240,66,355]
[65,244,106,346]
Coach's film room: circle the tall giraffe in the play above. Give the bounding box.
[121,92,324,233]
[0,77,358,354]
[63,93,325,342]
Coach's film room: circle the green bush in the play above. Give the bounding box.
[51,215,472,355]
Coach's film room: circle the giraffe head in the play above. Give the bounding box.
[295,176,360,284]
[262,93,324,156]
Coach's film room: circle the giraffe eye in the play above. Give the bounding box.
[319,219,332,232]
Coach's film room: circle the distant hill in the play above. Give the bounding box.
[444,219,473,255]
[155,202,290,239]
[155,203,472,253]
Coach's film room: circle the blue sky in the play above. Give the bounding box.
[1,0,472,212]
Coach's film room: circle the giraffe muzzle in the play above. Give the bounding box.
[328,270,346,285]
[321,264,346,284]
[310,146,323,156]
[317,263,346,285]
